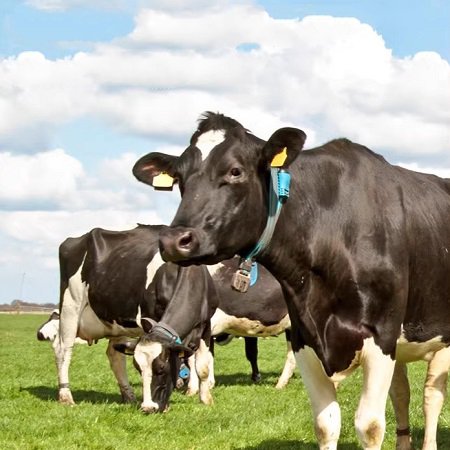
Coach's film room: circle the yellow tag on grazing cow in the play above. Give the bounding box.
[152,172,174,190]
[270,147,288,167]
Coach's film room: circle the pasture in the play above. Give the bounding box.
[0,314,448,450]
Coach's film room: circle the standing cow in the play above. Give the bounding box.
[51,224,217,412]
[133,112,450,449]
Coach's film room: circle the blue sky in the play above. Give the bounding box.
[0,0,449,303]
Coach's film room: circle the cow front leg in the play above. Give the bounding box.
[422,346,450,450]
[134,341,162,413]
[106,339,136,403]
[194,339,214,406]
[356,338,396,450]
[389,362,412,450]
[297,347,340,450]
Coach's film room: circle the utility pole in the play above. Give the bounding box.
[19,272,26,300]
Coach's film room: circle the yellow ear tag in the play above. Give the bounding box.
[152,172,174,190]
[270,147,288,168]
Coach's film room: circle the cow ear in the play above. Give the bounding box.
[133,153,178,191]
[261,127,307,168]
[141,317,157,333]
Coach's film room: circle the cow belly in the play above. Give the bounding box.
[211,308,290,337]
[78,303,142,341]
[395,335,446,363]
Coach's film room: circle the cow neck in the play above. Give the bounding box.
[231,167,291,293]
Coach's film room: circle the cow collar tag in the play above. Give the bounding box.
[231,166,291,292]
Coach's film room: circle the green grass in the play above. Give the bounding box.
[0,314,448,449]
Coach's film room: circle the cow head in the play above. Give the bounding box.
[36,309,60,341]
[133,112,306,265]
[133,317,193,413]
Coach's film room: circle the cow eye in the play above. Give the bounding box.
[230,167,242,178]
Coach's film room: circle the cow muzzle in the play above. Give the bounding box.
[159,227,200,262]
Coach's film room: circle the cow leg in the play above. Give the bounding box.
[276,331,296,389]
[245,337,261,382]
[389,362,412,450]
[134,340,163,413]
[106,339,136,403]
[297,346,341,450]
[186,353,199,396]
[355,338,396,450]
[194,339,214,405]
[53,284,85,405]
[422,346,450,450]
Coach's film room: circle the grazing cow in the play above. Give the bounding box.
[52,224,217,412]
[37,310,87,344]
[133,112,450,449]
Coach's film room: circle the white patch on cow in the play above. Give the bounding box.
[395,333,445,363]
[145,251,165,289]
[195,129,226,160]
[211,308,291,337]
[206,262,225,277]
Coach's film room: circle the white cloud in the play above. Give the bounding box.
[1,6,448,157]
[0,149,84,205]
[397,162,450,179]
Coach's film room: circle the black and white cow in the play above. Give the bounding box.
[51,224,217,412]
[133,112,450,449]
[44,225,293,413]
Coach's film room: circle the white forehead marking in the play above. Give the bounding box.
[195,129,226,160]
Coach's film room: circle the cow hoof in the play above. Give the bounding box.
[140,402,160,414]
[252,373,262,383]
[121,393,136,404]
[186,388,198,397]
[58,389,75,406]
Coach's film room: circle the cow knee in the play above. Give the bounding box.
[355,414,385,450]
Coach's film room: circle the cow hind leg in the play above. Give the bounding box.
[276,333,296,389]
[186,353,199,396]
[106,339,136,403]
[245,337,261,383]
[194,339,214,406]
[53,336,75,405]
[297,347,341,450]
[422,346,450,450]
[355,338,396,450]
[389,362,412,450]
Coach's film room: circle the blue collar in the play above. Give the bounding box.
[231,167,291,292]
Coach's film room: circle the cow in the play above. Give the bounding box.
[133,111,450,449]
[51,224,217,413]
[45,225,293,413]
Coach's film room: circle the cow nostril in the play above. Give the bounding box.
[178,232,193,249]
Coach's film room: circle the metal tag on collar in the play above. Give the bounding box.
[231,258,253,293]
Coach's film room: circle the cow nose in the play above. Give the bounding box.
[37,331,45,341]
[159,227,199,262]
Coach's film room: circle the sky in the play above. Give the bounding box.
[0,0,449,304]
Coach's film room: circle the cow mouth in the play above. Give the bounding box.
[159,226,222,265]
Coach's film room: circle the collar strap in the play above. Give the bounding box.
[149,322,182,345]
[231,167,291,292]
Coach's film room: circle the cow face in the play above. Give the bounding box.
[37,310,60,341]
[133,112,306,265]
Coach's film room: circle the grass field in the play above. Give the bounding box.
[0,314,448,449]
